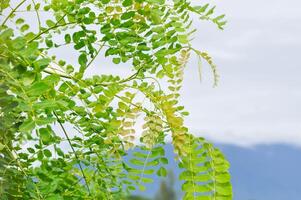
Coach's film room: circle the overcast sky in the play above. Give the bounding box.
[182,0,301,147]
[10,0,301,148]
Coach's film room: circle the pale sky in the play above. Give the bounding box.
[182,0,301,147]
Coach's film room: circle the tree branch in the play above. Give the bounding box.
[95,67,144,87]
[43,69,72,79]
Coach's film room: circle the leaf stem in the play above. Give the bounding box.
[31,0,41,31]
[53,111,91,196]
[95,67,144,87]
[1,0,27,27]
[43,69,72,79]
[85,42,106,70]
[28,14,71,43]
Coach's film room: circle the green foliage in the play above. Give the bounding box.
[0,0,231,199]
[179,136,232,199]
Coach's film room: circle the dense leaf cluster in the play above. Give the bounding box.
[0,0,231,199]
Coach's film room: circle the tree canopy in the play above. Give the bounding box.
[0,0,232,199]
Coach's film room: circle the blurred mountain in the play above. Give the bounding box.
[219,144,301,200]
[131,143,301,200]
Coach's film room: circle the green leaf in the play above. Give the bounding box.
[178,35,189,44]
[19,119,35,132]
[43,74,60,86]
[121,11,135,20]
[101,0,110,4]
[27,82,49,96]
[20,41,38,57]
[46,19,56,27]
[105,6,114,13]
[138,184,146,191]
[112,57,121,64]
[34,3,40,10]
[43,149,52,157]
[20,24,30,32]
[33,100,58,110]
[36,117,56,126]
[56,147,64,157]
[133,152,148,159]
[146,159,159,167]
[179,136,232,198]
[66,65,74,73]
[150,9,163,24]
[78,53,88,67]
[0,29,13,40]
[159,157,168,164]
[45,194,64,200]
[26,4,31,11]
[0,143,5,151]
[122,0,133,7]
[140,177,153,183]
[64,34,71,43]
[206,6,216,16]
[37,151,43,160]
[157,167,167,177]
[33,58,51,71]
[0,0,10,10]
[12,37,26,50]
[39,128,52,145]
[100,24,111,34]
[146,0,165,4]
[182,182,212,193]
[27,147,35,153]
[130,159,145,166]
[45,39,53,47]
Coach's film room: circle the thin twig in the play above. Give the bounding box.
[28,14,70,43]
[43,69,72,79]
[53,112,91,196]
[1,0,27,27]
[95,67,144,87]
[28,22,74,43]
[85,42,106,70]
[31,0,41,31]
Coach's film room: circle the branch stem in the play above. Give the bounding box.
[1,0,27,27]
[53,112,91,196]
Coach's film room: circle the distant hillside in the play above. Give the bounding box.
[131,144,301,200]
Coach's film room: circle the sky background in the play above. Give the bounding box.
[180,0,301,147]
